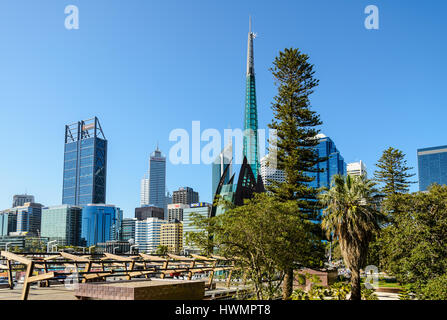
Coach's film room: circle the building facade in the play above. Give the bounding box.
[183,203,211,254]
[0,209,17,236]
[122,218,137,242]
[172,187,199,205]
[260,154,285,187]
[12,194,35,208]
[212,142,233,199]
[135,217,167,253]
[167,203,189,222]
[62,117,107,206]
[347,161,367,177]
[16,202,43,236]
[418,145,447,191]
[309,134,346,189]
[40,205,82,246]
[80,204,123,247]
[140,147,166,210]
[160,222,183,254]
[135,205,164,221]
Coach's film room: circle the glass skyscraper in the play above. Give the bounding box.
[243,18,260,179]
[140,147,166,211]
[417,145,447,191]
[212,141,232,198]
[80,204,122,247]
[62,117,107,206]
[41,205,82,246]
[309,134,346,189]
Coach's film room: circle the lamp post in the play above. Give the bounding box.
[113,246,119,254]
[130,244,138,254]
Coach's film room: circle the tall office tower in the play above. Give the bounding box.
[309,134,346,189]
[122,218,137,242]
[260,154,285,188]
[212,141,233,198]
[160,222,183,254]
[243,18,260,179]
[135,217,167,253]
[417,145,447,191]
[172,187,199,205]
[12,194,35,208]
[62,117,107,206]
[0,209,17,236]
[347,161,367,178]
[41,205,82,246]
[140,174,149,207]
[16,202,43,235]
[183,203,211,253]
[167,203,190,222]
[135,205,164,221]
[140,147,166,210]
[80,204,123,247]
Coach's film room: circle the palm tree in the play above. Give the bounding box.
[319,174,381,300]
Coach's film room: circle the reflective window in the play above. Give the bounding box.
[65,142,78,152]
[64,160,77,170]
[64,151,78,161]
[80,166,93,176]
[81,138,94,147]
[80,156,94,167]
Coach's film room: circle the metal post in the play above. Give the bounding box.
[5,242,12,252]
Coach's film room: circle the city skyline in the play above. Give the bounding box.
[1,1,446,218]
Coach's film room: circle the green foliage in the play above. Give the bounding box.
[419,274,447,300]
[374,147,415,196]
[155,245,169,256]
[319,174,383,300]
[184,212,218,256]
[291,282,377,300]
[214,193,324,300]
[268,47,325,299]
[380,185,447,291]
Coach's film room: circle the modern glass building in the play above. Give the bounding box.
[0,209,17,236]
[41,205,82,246]
[16,202,43,235]
[309,134,346,189]
[80,204,123,247]
[135,217,167,253]
[122,218,137,242]
[140,147,166,211]
[183,203,211,254]
[212,142,232,198]
[243,18,260,179]
[62,117,107,206]
[417,145,447,191]
[172,187,199,205]
[12,194,35,208]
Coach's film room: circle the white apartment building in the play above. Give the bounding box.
[135,217,167,253]
[347,161,367,177]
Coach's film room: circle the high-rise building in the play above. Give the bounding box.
[135,217,167,253]
[0,209,17,236]
[122,218,137,242]
[212,141,233,198]
[167,203,190,222]
[172,187,199,205]
[160,222,183,254]
[80,204,122,247]
[243,18,260,179]
[309,134,346,189]
[347,161,367,177]
[41,205,82,246]
[417,145,447,191]
[135,206,164,221]
[183,203,211,254]
[16,202,43,236]
[62,117,107,206]
[260,154,285,187]
[140,147,166,210]
[12,194,35,208]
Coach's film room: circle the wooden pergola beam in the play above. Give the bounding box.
[1,251,32,265]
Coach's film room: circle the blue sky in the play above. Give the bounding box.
[0,0,446,218]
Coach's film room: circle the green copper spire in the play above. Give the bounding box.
[243,16,259,179]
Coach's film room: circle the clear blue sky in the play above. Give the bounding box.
[0,0,446,218]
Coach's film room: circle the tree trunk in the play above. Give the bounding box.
[350,269,361,300]
[282,268,294,300]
